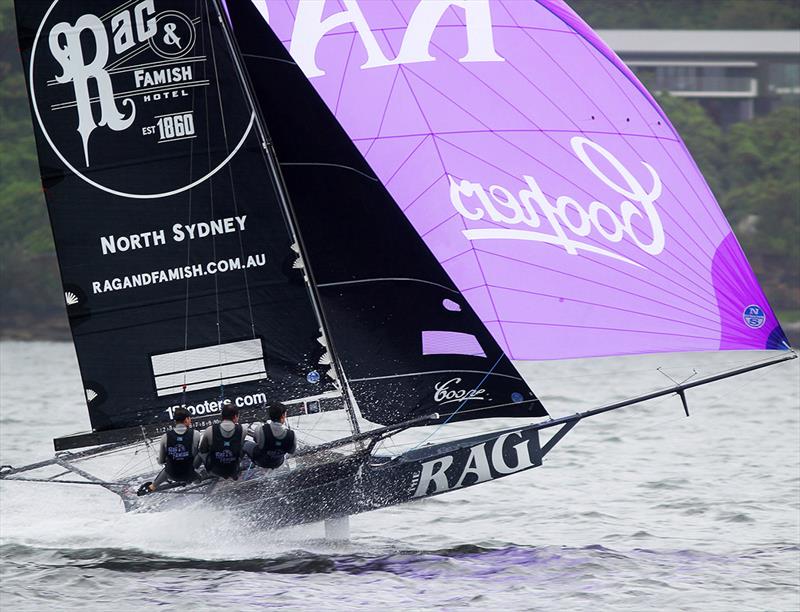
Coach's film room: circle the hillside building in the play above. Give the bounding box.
[599,30,800,125]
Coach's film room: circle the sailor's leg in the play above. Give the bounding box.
[138,468,168,495]
[324,516,350,541]
[151,468,169,490]
[243,440,257,459]
[262,456,284,470]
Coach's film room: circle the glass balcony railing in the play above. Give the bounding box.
[637,73,756,94]
[636,68,756,94]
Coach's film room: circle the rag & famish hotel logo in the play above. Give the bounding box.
[29,0,252,199]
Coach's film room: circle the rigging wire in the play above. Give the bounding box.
[202,1,225,399]
[378,351,796,455]
[206,0,257,342]
[454,352,792,421]
[111,446,147,480]
[514,354,788,384]
[212,0,362,437]
[605,356,796,439]
[140,426,157,474]
[404,353,505,453]
[180,0,201,401]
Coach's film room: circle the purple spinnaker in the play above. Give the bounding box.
[249,0,788,359]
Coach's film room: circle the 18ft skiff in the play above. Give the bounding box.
[2,0,795,527]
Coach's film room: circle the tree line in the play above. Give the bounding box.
[656,96,799,318]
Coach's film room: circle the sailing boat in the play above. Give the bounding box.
[2,0,795,528]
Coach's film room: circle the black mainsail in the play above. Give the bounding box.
[15,0,548,445]
[15,0,342,438]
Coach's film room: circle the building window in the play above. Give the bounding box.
[766,63,800,96]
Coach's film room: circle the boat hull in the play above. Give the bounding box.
[122,424,551,526]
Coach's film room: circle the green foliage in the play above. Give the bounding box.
[656,94,726,196]
[0,0,48,259]
[656,95,800,310]
[725,107,800,192]
[723,108,800,306]
[570,0,800,30]
[0,0,60,329]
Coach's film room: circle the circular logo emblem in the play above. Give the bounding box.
[29,0,252,199]
[149,11,196,59]
[306,371,321,384]
[743,305,766,329]
[511,392,524,403]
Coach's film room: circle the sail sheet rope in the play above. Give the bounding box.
[202,2,225,398]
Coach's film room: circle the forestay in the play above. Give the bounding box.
[251,0,790,360]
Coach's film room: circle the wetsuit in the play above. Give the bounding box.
[151,424,202,489]
[244,421,296,469]
[199,421,246,479]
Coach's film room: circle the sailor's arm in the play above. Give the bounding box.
[192,429,205,470]
[249,422,264,448]
[157,433,168,465]
[191,429,202,455]
[198,425,213,456]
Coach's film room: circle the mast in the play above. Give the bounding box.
[209,0,361,435]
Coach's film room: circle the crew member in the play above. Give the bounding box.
[137,407,202,495]
[199,403,247,479]
[244,402,296,469]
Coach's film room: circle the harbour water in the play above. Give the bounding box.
[0,341,798,610]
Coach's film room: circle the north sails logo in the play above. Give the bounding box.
[743,305,766,329]
[29,0,253,199]
[433,378,487,405]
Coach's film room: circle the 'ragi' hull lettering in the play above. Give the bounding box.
[412,429,542,498]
